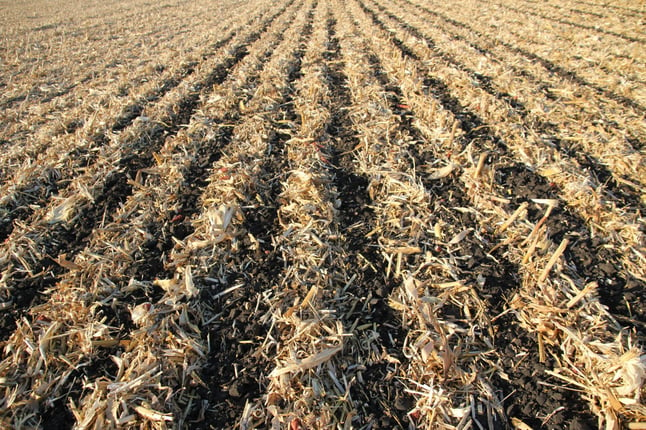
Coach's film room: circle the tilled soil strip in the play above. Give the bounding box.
[341,7,517,428]
[169,2,319,426]
[244,5,358,427]
[315,12,411,427]
[195,5,406,427]
[360,33,598,430]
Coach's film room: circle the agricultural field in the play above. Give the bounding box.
[0,0,644,428]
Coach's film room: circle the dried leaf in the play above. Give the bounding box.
[448,228,473,245]
[428,163,456,179]
[133,405,173,422]
[270,345,343,378]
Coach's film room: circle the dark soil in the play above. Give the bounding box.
[493,313,597,430]
[495,165,646,336]
[324,15,413,428]
[188,4,316,428]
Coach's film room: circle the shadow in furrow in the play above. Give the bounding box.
[188,4,317,427]
[369,0,529,115]
[324,16,411,428]
[494,165,646,335]
[110,18,249,134]
[111,63,196,133]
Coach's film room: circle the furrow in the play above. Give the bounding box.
[159,2,318,427]
[344,7,505,428]
[241,5,362,427]
[360,31,598,430]
[342,5,520,428]
[322,12,413,427]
